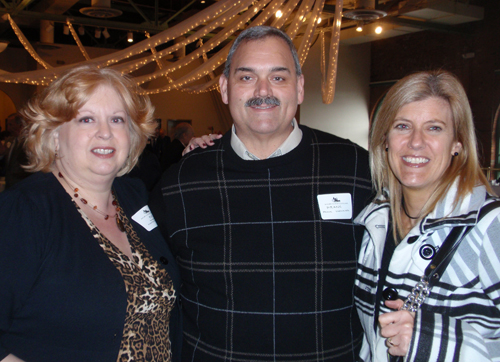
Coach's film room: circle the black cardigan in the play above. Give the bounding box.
[0,172,182,362]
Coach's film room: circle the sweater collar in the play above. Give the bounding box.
[230,118,302,160]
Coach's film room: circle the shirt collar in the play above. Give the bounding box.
[230,118,303,160]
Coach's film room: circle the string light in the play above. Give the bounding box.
[4,14,52,70]
[297,0,323,66]
[320,0,343,104]
[0,0,344,103]
[67,21,90,61]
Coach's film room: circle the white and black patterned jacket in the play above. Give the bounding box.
[354,181,500,362]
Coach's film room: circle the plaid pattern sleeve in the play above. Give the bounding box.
[150,126,373,362]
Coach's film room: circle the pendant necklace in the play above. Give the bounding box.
[58,171,126,232]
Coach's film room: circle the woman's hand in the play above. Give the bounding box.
[379,299,415,357]
[182,134,223,156]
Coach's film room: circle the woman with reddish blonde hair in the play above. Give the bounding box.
[0,65,181,362]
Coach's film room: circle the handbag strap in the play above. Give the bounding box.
[402,199,500,312]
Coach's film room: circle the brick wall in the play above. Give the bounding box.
[369,0,500,166]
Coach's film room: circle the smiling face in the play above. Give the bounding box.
[54,85,131,187]
[386,97,462,199]
[219,36,304,144]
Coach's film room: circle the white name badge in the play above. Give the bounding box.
[131,205,158,231]
[317,193,353,220]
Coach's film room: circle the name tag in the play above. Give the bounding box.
[317,193,352,220]
[132,205,158,231]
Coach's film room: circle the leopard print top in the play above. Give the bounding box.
[75,199,176,362]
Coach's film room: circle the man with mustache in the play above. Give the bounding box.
[150,26,372,362]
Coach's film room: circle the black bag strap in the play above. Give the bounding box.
[400,199,500,313]
[425,199,500,286]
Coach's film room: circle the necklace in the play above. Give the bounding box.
[58,171,125,232]
[402,197,420,220]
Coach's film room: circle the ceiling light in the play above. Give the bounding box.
[80,0,122,18]
[343,9,387,21]
[78,26,85,36]
[356,25,363,32]
[127,31,133,43]
[276,10,282,18]
[95,28,101,38]
[102,28,110,39]
[375,26,382,34]
[63,25,70,35]
[201,0,205,3]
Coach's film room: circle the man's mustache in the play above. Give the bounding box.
[245,96,281,107]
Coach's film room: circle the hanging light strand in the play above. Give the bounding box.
[67,20,91,61]
[286,0,314,40]
[321,0,343,104]
[111,0,255,76]
[0,0,343,101]
[134,0,272,87]
[271,0,301,28]
[145,32,163,70]
[297,0,325,67]
[4,14,52,70]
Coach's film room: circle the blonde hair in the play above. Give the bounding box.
[20,65,156,176]
[370,70,491,239]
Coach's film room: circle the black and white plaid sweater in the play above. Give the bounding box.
[149,125,373,362]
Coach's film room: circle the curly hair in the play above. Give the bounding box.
[20,65,156,176]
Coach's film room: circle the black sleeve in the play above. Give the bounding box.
[0,190,46,358]
[148,172,171,241]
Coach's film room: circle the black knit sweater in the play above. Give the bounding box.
[149,125,373,362]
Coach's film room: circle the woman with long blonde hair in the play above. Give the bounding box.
[355,70,500,361]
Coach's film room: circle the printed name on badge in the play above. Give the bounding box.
[317,193,352,220]
[132,205,158,231]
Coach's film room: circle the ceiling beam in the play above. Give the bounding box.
[322,4,472,35]
[0,8,169,33]
[379,16,472,35]
[13,0,36,14]
[126,0,152,24]
[161,0,197,27]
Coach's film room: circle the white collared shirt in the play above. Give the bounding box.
[230,118,303,160]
